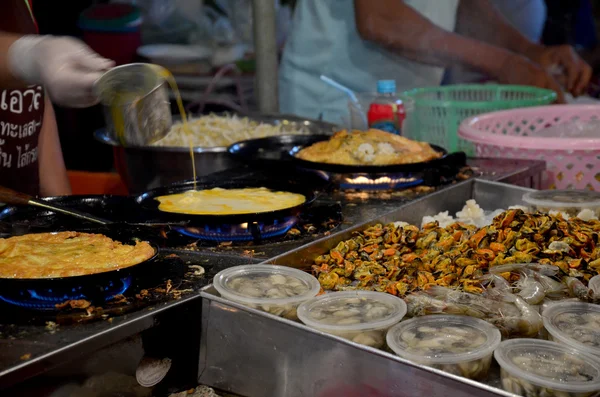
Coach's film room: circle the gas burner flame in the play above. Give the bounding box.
[176,216,298,242]
[339,174,423,190]
[343,175,418,185]
[0,276,133,310]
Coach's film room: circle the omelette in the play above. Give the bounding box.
[296,129,442,165]
[155,187,306,215]
[0,232,155,279]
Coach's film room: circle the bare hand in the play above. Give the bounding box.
[525,44,592,96]
[496,54,566,103]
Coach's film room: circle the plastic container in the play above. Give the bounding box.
[386,315,500,381]
[79,4,143,66]
[213,264,320,320]
[543,301,600,357]
[297,291,407,349]
[366,80,405,135]
[522,190,600,219]
[494,339,600,397]
[403,84,556,156]
[459,104,600,190]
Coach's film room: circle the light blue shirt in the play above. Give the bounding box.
[279,0,459,124]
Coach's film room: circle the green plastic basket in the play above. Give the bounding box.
[401,84,557,156]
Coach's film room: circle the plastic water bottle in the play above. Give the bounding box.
[367,80,405,135]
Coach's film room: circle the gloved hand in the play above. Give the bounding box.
[7,35,114,108]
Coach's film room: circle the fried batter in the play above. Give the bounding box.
[296,129,442,165]
[0,232,155,279]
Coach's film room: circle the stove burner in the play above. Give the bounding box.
[0,276,133,310]
[338,174,423,190]
[317,170,424,191]
[176,216,298,242]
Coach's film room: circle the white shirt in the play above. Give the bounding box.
[279,0,460,124]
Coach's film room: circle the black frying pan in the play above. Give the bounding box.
[289,139,453,173]
[135,171,329,224]
[228,134,331,168]
[0,225,160,309]
[228,134,461,174]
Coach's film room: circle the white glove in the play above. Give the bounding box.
[7,35,114,108]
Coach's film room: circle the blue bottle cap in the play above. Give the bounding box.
[377,80,396,94]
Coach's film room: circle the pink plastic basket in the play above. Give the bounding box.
[458,105,600,190]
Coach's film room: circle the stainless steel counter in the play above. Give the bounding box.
[198,180,533,397]
[0,158,544,391]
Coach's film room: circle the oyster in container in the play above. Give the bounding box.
[297,291,407,349]
[543,301,600,357]
[494,338,600,397]
[213,264,321,320]
[386,314,501,381]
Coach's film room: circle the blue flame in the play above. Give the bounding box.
[0,275,134,310]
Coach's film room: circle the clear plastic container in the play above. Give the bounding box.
[297,291,407,349]
[495,339,600,397]
[522,190,600,220]
[386,315,501,381]
[543,301,600,357]
[213,264,320,320]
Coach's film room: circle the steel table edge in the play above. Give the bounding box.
[0,292,203,389]
[197,287,515,397]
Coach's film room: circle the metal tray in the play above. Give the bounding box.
[198,180,534,397]
[267,179,534,269]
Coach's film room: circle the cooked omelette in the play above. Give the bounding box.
[0,232,155,279]
[156,187,306,215]
[296,129,442,165]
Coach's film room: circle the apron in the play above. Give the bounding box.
[0,0,45,196]
[279,0,459,124]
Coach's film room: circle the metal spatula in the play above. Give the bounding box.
[0,185,187,227]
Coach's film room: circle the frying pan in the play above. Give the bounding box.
[0,224,160,309]
[228,134,331,168]
[0,185,185,227]
[135,171,329,224]
[228,134,463,175]
[289,139,454,174]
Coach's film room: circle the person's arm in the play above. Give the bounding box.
[455,0,592,95]
[38,96,71,197]
[353,0,565,101]
[454,0,534,56]
[1,31,114,107]
[354,0,512,75]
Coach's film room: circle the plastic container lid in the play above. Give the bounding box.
[495,339,600,393]
[377,80,396,94]
[543,301,600,356]
[297,291,407,332]
[386,315,501,365]
[522,190,600,209]
[79,4,142,32]
[213,264,320,306]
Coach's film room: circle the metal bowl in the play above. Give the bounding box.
[95,113,339,193]
[94,63,172,146]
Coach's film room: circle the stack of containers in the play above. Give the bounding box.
[212,263,600,396]
[79,4,143,66]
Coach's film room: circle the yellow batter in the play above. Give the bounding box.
[0,232,155,279]
[155,187,306,215]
